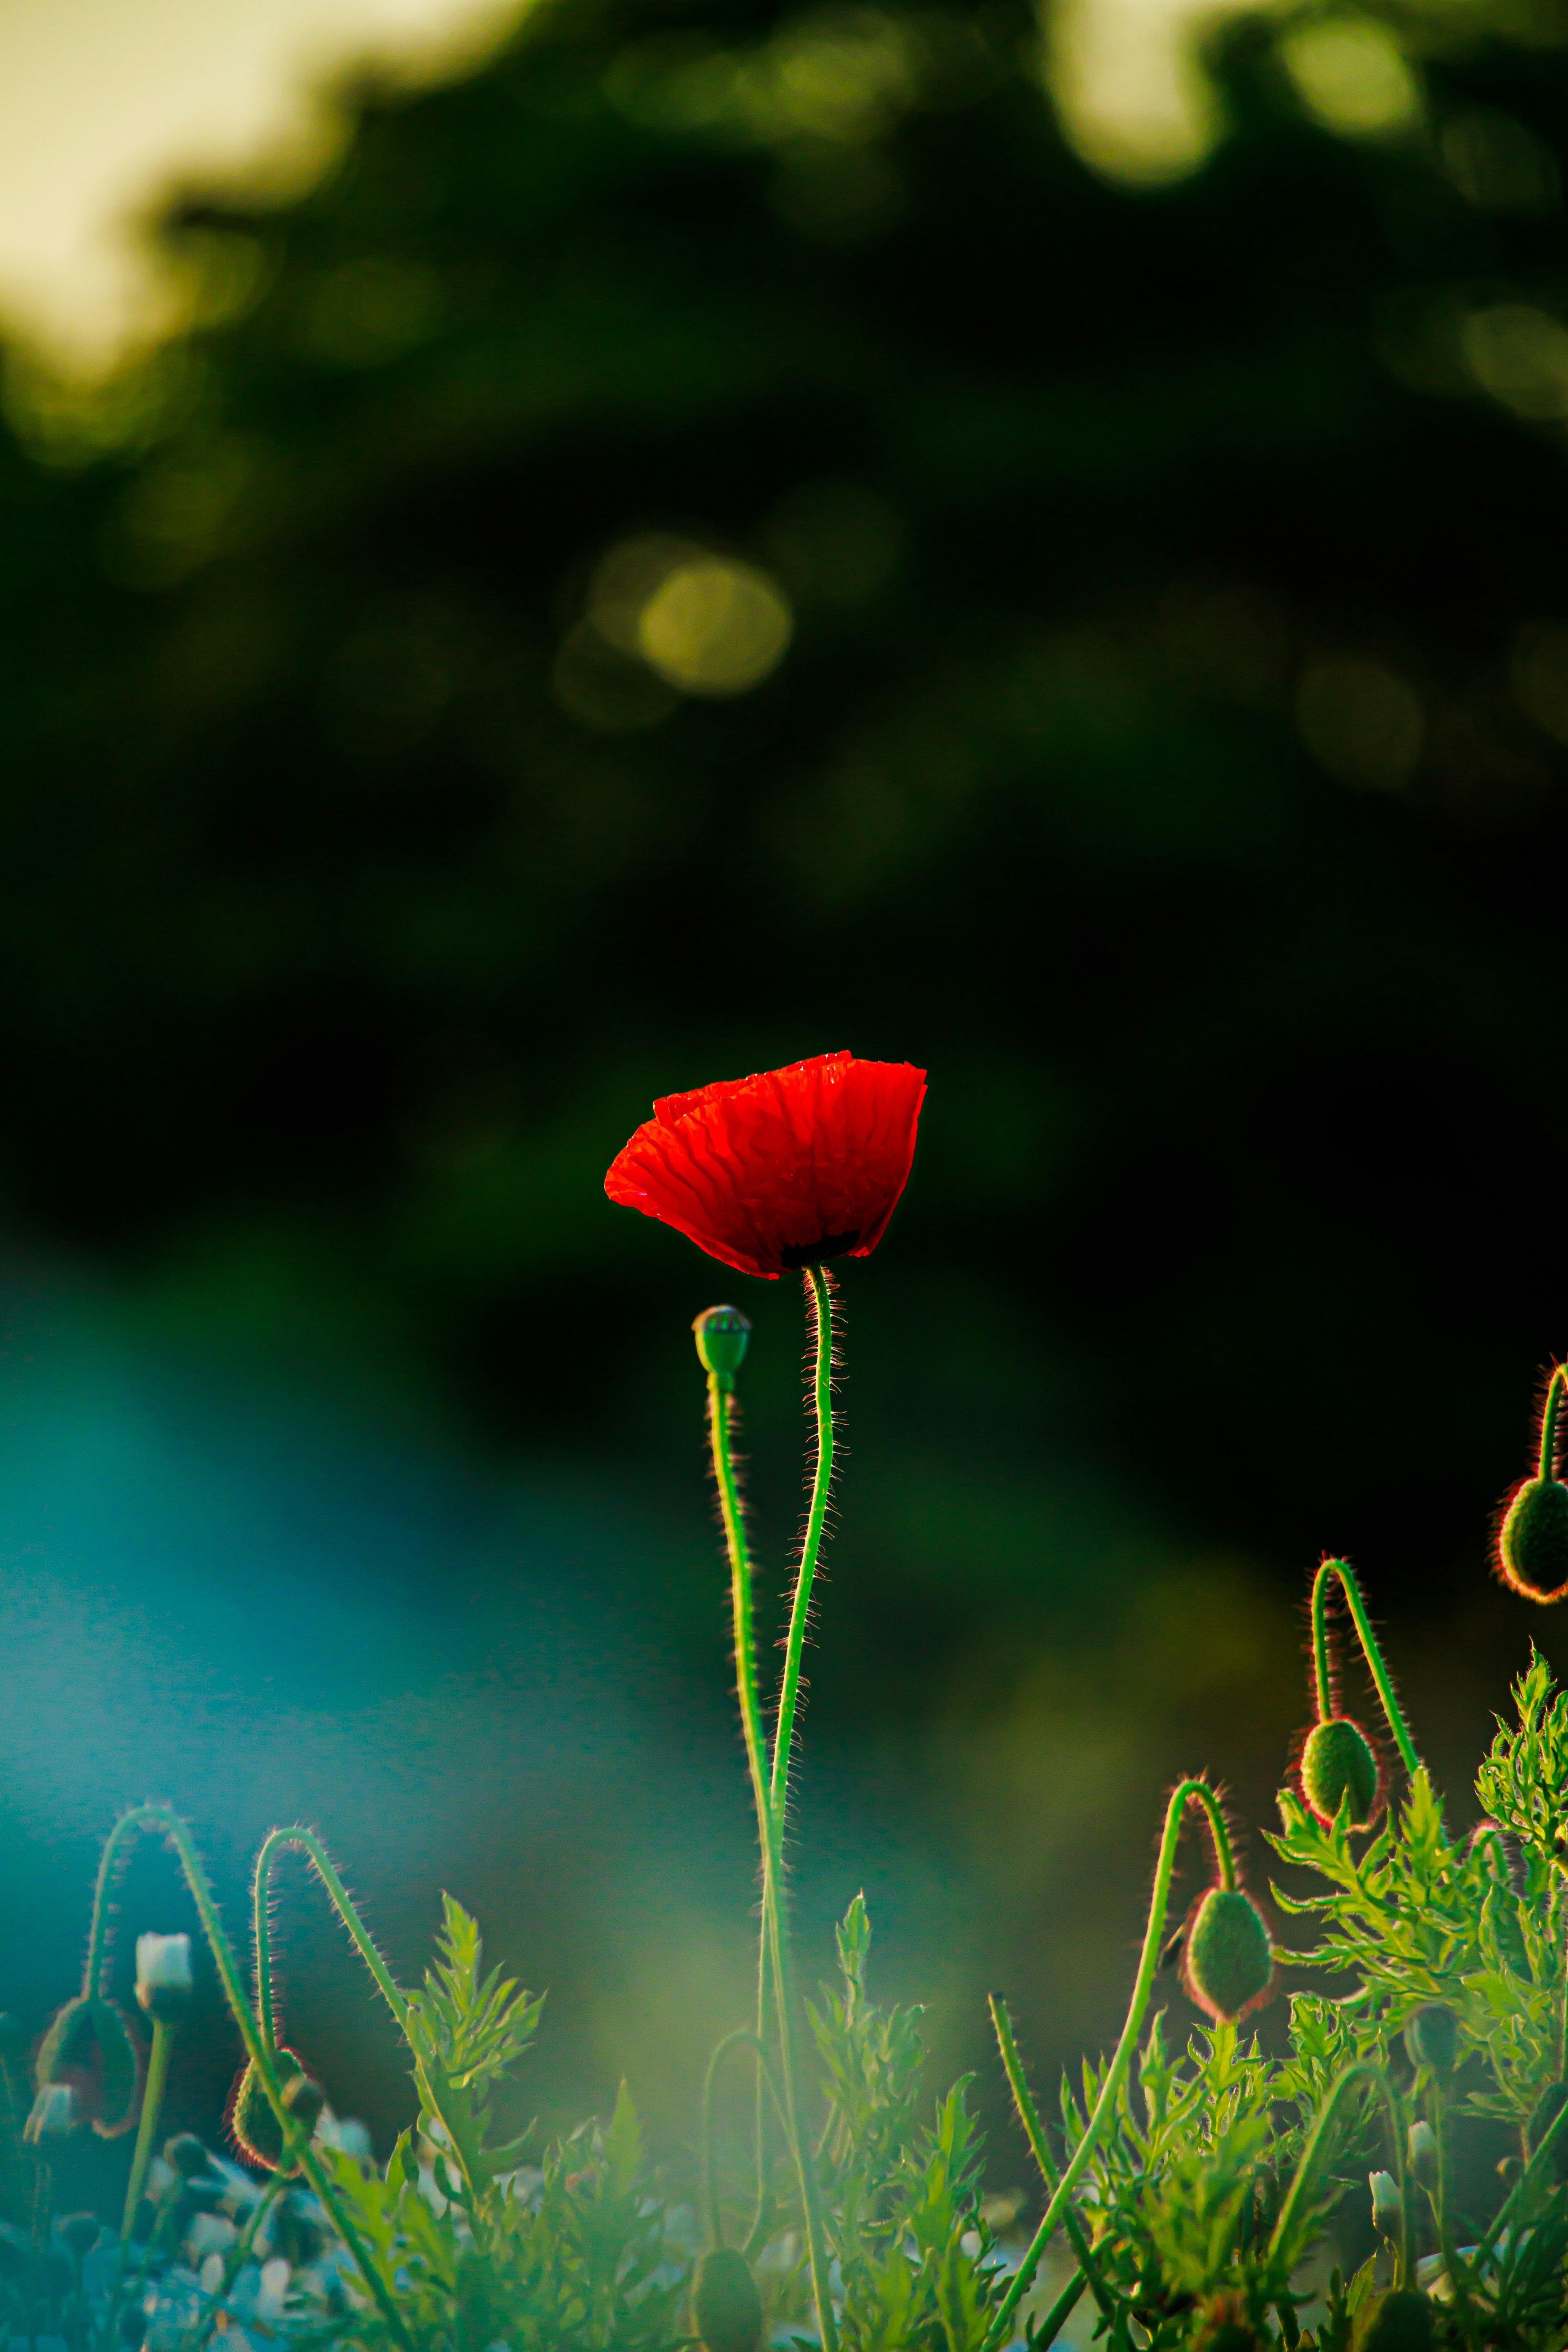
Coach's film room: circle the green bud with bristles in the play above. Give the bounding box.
[1300,1718,1381,1830]
[693,2247,763,2352]
[1403,2003,1457,2076]
[693,1307,751,1391]
[1360,2291,1434,2352]
[227,2048,310,2173]
[1183,1887,1273,2021]
[35,1994,140,2140]
[1498,1478,1568,1603]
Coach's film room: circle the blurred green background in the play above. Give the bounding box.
[4,0,1568,2216]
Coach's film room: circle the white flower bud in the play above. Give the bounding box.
[136,1933,194,2024]
[1370,2170,1402,2239]
[24,2080,78,2143]
[1407,2120,1439,2185]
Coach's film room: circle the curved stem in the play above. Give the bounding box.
[252,1827,410,2042]
[1541,1367,1566,1484]
[769,1266,834,1830]
[120,2019,174,2241]
[702,2028,788,2248]
[84,1809,157,1999]
[1312,1561,1423,1783]
[979,1779,1227,2352]
[91,1806,411,2351]
[1267,2062,1405,2281]
[706,1357,837,2352]
[989,1997,1116,2318]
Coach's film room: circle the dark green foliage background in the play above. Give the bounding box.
[4,0,1568,2201]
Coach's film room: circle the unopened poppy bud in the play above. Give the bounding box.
[227,2050,310,2173]
[1406,2120,1438,2185]
[1368,2171,1401,2242]
[283,2073,327,2130]
[164,2133,210,2180]
[1183,1887,1274,2021]
[693,2247,763,2352]
[1361,2290,1434,2352]
[1403,2004,1457,2077]
[60,2214,100,2259]
[693,1307,751,1390]
[1498,1478,1568,1602]
[24,2082,78,2144]
[35,1995,140,2139]
[1300,1719,1381,1830]
[135,1935,193,2025]
[1527,2079,1568,2178]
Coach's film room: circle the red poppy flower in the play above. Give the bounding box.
[605,1051,927,1279]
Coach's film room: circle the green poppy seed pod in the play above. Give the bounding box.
[692,2247,764,2352]
[35,1995,140,2139]
[1498,1477,1568,1603]
[164,2133,210,2180]
[227,2049,309,2173]
[60,2214,100,2260]
[1527,2079,1568,2178]
[1183,1887,1274,2022]
[1300,1719,1382,1830]
[693,1306,751,1391]
[283,2072,327,2131]
[1368,2171,1401,2243]
[1360,2291,1434,2352]
[1403,2003,1457,2077]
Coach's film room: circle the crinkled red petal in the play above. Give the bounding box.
[605,1050,927,1277]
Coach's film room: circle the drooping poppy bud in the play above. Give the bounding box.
[1497,1478,1568,1603]
[283,2073,327,2132]
[1300,1719,1381,1830]
[693,2247,764,2352]
[1368,2171,1401,2244]
[1183,1888,1274,2022]
[1527,2079,1568,2178]
[693,1307,751,1390]
[1403,2004,1457,2076]
[1361,2290,1434,2352]
[24,2082,78,2144]
[35,1996,140,2139]
[227,2049,309,2172]
[135,1935,194,2027]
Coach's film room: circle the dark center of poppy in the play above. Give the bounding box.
[780,1231,860,1268]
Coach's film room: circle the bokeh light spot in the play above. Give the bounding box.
[1281,19,1420,139]
[1441,109,1561,216]
[1296,657,1423,790]
[636,558,793,695]
[1462,303,1568,420]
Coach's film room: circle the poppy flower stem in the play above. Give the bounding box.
[704,1354,839,2352]
[252,1826,411,2055]
[769,1265,835,1831]
[1310,1560,1422,1779]
[979,1778,1227,2352]
[120,2017,174,2241]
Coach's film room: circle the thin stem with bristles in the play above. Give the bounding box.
[769,1264,835,1831]
[120,2018,174,2241]
[979,1779,1229,2352]
[1268,2061,1406,2282]
[1311,1560,1422,1783]
[1541,1366,1567,1483]
[989,1997,1115,2318]
[252,1826,410,2045]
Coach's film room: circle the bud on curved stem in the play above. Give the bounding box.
[980,1778,1236,2352]
[1310,1561,1423,1784]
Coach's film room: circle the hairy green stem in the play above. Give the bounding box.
[702,2027,787,2248]
[1030,2269,1087,2351]
[1540,1366,1566,1483]
[706,1348,838,2352]
[769,1265,834,1830]
[979,1779,1228,2352]
[253,1826,410,2043]
[120,2018,174,2241]
[89,1806,411,2351]
[988,1997,1115,2317]
[1311,1561,1423,1782]
[1268,2062,1405,2282]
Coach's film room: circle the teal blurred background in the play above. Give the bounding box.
[3,0,1568,2214]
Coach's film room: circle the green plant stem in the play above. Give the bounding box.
[252,1826,410,2042]
[706,1354,838,2352]
[1267,2062,1406,2283]
[1311,1561,1423,1782]
[87,1806,412,2352]
[1030,2268,1087,2351]
[1426,2080,1472,2320]
[768,1265,834,1831]
[703,2028,789,2248]
[979,1779,1228,2352]
[1540,1366,1566,1482]
[988,1997,1115,2318]
[120,2018,174,2240]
